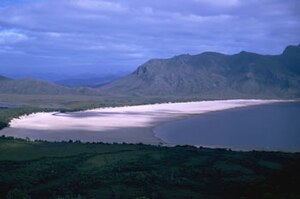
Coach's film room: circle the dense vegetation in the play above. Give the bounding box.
[0,121,8,129]
[0,136,299,199]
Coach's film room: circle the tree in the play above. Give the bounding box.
[6,188,31,199]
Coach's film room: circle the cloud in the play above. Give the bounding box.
[45,32,62,38]
[0,29,29,44]
[0,0,299,79]
[68,0,127,12]
[194,0,240,7]
[174,13,233,23]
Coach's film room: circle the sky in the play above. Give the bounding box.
[0,0,299,80]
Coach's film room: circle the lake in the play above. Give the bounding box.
[154,102,300,151]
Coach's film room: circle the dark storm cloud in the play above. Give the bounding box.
[0,0,299,78]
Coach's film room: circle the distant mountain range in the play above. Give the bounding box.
[55,74,122,87]
[1,44,299,98]
[0,75,10,81]
[100,44,300,99]
[0,77,101,95]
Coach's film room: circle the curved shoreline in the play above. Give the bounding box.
[152,101,300,152]
[0,99,292,147]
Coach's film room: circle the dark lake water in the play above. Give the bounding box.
[154,102,300,151]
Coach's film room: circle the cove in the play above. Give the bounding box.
[154,102,300,151]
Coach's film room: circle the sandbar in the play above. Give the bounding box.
[0,99,287,144]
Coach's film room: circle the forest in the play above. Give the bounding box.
[0,136,299,199]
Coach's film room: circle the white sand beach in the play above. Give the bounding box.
[0,99,286,144]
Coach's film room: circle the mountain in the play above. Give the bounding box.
[1,45,299,99]
[0,75,11,81]
[55,74,123,87]
[100,45,300,99]
[0,76,101,95]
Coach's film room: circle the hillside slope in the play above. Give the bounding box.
[100,45,300,99]
[0,77,101,95]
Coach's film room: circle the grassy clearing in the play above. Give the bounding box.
[0,137,299,199]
